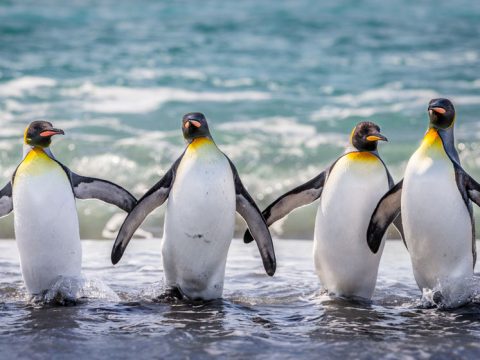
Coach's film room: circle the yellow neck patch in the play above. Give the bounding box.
[419,128,444,154]
[16,148,59,179]
[186,137,215,154]
[414,128,448,163]
[345,151,378,162]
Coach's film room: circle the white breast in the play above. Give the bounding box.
[13,150,81,295]
[313,152,389,299]
[162,140,236,300]
[402,144,473,292]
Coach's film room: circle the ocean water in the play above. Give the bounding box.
[1,0,480,239]
[1,239,480,359]
[2,1,480,358]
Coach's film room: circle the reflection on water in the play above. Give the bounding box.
[1,239,480,358]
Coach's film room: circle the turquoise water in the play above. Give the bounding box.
[1,0,480,239]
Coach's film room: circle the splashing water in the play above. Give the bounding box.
[41,276,120,305]
[1,239,480,358]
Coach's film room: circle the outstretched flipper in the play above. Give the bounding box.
[0,182,13,218]
[367,180,403,253]
[243,170,326,244]
[111,156,183,264]
[71,173,137,212]
[228,159,276,276]
[47,153,137,213]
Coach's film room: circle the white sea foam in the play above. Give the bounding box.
[310,83,440,122]
[0,76,57,97]
[219,116,315,136]
[70,153,138,180]
[219,117,345,151]
[451,96,480,105]
[102,213,153,239]
[43,275,120,304]
[420,276,478,309]
[382,50,479,68]
[212,77,254,87]
[332,83,438,106]
[311,105,381,121]
[128,67,207,81]
[61,82,270,114]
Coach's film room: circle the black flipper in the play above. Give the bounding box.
[46,152,137,213]
[367,180,403,253]
[455,166,480,266]
[384,164,406,248]
[227,158,276,276]
[464,171,480,208]
[243,170,326,244]
[0,182,13,218]
[111,155,183,264]
[71,173,137,212]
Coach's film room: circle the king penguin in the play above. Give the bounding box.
[367,99,480,308]
[111,113,275,301]
[0,121,136,299]
[244,122,400,300]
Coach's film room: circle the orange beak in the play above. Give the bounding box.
[184,120,202,129]
[190,120,202,128]
[430,107,446,114]
[40,129,64,137]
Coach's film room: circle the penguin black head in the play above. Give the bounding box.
[182,112,211,142]
[428,98,455,130]
[350,121,387,152]
[24,120,64,148]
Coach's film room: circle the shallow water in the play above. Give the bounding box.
[1,239,480,359]
[1,0,480,239]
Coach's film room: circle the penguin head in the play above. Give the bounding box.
[350,121,387,152]
[24,120,64,148]
[428,98,455,130]
[182,112,211,142]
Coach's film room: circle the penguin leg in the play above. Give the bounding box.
[154,287,184,303]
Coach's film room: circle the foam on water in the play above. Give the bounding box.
[61,82,271,114]
[419,276,480,310]
[0,76,57,97]
[42,275,120,305]
[0,0,480,241]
